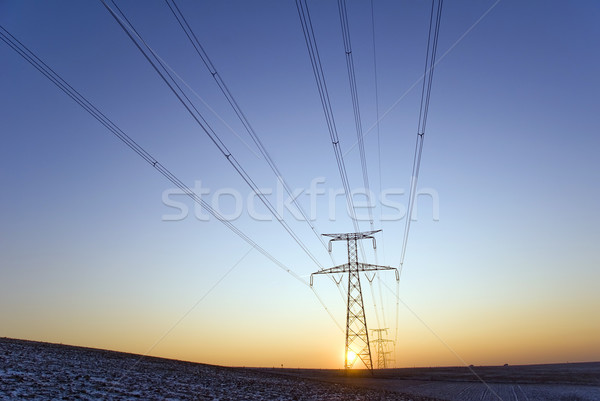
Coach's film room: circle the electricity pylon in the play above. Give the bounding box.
[371,328,394,369]
[310,230,399,371]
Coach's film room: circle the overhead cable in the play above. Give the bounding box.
[370,0,389,337]
[0,23,344,332]
[337,0,375,232]
[0,25,303,284]
[399,0,443,272]
[337,0,385,328]
[102,0,325,271]
[164,0,335,262]
[295,0,368,261]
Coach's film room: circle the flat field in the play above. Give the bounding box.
[0,338,435,400]
[1,338,598,400]
[261,362,600,401]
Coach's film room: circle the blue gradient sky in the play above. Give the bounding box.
[1,0,599,368]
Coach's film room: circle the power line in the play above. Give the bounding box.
[399,0,443,271]
[102,0,326,271]
[342,0,499,160]
[298,0,392,348]
[370,0,390,341]
[164,0,335,264]
[295,0,368,263]
[338,0,389,333]
[337,0,375,232]
[370,0,386,259]
[338,0,374,230]
[0,23,343,332]
[388,0,444,350]
[0,25,294,281]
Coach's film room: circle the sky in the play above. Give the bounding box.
[1,0,599,369]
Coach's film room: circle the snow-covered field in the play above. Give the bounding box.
[257,362,600,401]
[383,363,600,401]
[0,338,436,400]
[2,338,598,400]
[382,380,600,401]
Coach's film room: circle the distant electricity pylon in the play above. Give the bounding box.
[370,328,394,369]
[311,230,399,371]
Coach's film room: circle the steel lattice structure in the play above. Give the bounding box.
[311,230,399,371]
[371,328,394,369]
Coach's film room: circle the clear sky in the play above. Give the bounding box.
[1,0,599,369]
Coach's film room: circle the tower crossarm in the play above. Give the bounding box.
[322,230,381,252]
[310,263,399,285]
[322,230,381,241]
[359,263,400,281]
[371,339,395,344]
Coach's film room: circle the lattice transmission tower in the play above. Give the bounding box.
[371,328,394,369]
[310,230,399,371]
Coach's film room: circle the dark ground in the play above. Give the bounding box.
[256,362,600,400]
[1,337,599,400]
[0,337,438,400]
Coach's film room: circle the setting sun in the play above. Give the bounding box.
[346,350,357,366]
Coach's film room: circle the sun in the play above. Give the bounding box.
[346,350,357,364]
